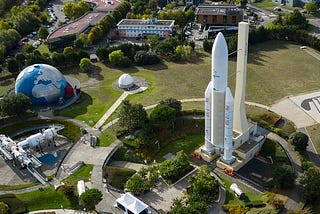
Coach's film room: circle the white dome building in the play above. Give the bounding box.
[118,74,134,89]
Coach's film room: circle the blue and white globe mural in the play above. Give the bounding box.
[15,64,67,105]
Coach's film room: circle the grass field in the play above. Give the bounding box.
[16,164,93,211]
[306,124,320,154]
[154,134,204,161]
[2,41,320,125]
[251,0,278,11]
[62,164,93,186]
[105,166,136,189]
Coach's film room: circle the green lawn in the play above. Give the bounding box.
[252,0,278,11]
[306,124,320,154]
[62,164,93,186]
[154,134,204,161]
[223,177,272,206]
[105,166,136,189]
[0,78,14,96]
[98,125,117,147]
[16,186,72,211]
[15,164,93,211]
[3,41,320,125]
[0,182,39,191]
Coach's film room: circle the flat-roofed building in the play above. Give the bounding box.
[46,0,121,49]
[117,18,175,39]
[47,12,104,49]
[195,5,244,26]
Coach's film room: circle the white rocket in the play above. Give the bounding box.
[203,32,230,154]
[203,22,249,164]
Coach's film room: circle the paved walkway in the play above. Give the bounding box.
[93,92,129,130]
[109,161,145,171]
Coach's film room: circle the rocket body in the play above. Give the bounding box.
[223,87,234,162]
[211,32,228,152]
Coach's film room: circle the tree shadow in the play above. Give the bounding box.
[248,40,290,66]
[306,150,320,168]
[87,65,104,81]
[140,61,168,71]
[0,79,13,86]
[55,92,93,117]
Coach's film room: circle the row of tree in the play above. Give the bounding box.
[6,46,90,73]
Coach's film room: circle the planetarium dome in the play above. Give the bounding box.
[15,64,67,105]
[118,74,133,89]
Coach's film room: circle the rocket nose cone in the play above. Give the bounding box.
[212,32,228,56]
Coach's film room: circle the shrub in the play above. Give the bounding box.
[59,185,75,199]
[118,56,131,68]
[124,174,151,195]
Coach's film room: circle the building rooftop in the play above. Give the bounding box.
[195,5,243,16]
[236,140,259,153]
[117,19,175,26]
[85,0,120,12]
[47,12,105,41]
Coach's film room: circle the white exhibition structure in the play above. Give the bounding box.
[118,74,134,89]
[77,180,86,197]
[115,193,151,214]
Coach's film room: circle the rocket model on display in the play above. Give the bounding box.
[203,32,231,155]
[203,22,249,164]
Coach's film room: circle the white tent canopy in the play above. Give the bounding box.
[115,193,150,214]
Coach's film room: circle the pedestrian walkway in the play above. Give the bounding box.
[93,92,129,130]
[109,161,146,171]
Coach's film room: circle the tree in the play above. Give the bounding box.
[6,58,19,73]
[289,132,308,154]
[38,26,49,39]
[301,160,314,171]
[282,9,308,30]
[63,1,90,20]
[273,164,295,189]
[0,202,9,214]
[79,58,92,72]
[300,166,320,202]
[160,98,182,113]
[10,10,39,35]
[0,93,31,117]
[109,49,124,65]
[79,188,103,210]
[118,100,148,131]
[125,174,151,195]
[150,104,177,129]
[305,1,317,14]
[188,165,219,203]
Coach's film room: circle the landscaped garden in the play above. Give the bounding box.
[15,164,93,211]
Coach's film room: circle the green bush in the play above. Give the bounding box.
[111,145,143,163]
[122,138,140,149]
[59,185,76,200]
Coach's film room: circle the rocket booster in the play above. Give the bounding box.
[211,32,229,151]
[204,81,213,152]
[223,87,234,162]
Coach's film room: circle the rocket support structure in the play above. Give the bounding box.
[233,22,249,135]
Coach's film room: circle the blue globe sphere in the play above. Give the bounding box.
[15,64,67,105]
